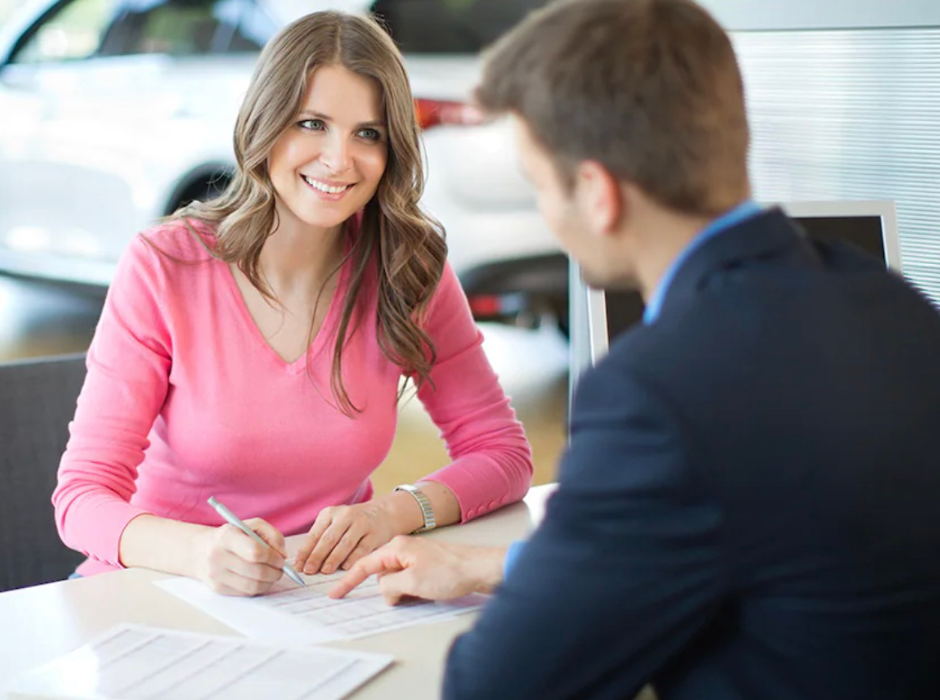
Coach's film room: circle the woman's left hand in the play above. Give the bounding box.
[294,501,404,575]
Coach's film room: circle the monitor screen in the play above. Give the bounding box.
[603,209,895,344]
[793,215,886,261]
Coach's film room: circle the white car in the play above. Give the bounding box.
[0,0,569,331]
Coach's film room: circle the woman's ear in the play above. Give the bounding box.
[575,160,625,238]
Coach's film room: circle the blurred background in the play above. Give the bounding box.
[0,0,570,493]
[2,0,940,497]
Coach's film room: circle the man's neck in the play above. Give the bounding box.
[634,211,713,303]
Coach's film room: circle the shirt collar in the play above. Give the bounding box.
[643,200,762,324]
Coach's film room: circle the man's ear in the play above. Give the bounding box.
[575,160,624,237]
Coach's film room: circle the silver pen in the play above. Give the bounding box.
[207,496,307,588]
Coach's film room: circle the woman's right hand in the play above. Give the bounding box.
[190,518,288,596]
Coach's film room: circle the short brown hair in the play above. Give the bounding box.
[476,0,750,216]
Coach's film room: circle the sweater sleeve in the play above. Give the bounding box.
[52,234,173,567]
[414,262,533,521]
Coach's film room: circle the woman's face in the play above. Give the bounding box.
[268,64,389,234]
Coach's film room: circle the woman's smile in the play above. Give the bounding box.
[301,174,355,200]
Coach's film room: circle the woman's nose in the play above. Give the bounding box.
[320,133,352,174]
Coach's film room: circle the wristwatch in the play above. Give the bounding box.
[394,484,437,533]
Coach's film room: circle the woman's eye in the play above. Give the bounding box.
[358,128,382,141]
[299,119,325,131]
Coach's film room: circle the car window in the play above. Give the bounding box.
[97,0,264,56]
[10,0,120,65]
[228,1,279,52]
[370,0,549,54]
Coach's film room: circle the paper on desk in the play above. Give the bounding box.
[6,623,392,700]
[156,571,486,645]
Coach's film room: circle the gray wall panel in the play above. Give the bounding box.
[733,27,940,303]
[701,0,940,31]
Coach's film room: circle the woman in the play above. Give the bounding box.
[52,11,532,596]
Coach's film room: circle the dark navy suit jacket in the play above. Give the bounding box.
[443,209,940,699]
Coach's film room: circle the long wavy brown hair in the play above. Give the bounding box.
[171,11,447,414]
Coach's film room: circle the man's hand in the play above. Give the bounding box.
[329,536,507,604]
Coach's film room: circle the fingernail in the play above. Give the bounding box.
[323,565,334,574]
[304,566,315,574]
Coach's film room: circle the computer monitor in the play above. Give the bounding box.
[569,200,902,399]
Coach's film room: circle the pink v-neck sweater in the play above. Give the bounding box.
[53,222,533,576]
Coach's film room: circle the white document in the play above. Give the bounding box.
[156,571,485,645]
[7,624,392,700]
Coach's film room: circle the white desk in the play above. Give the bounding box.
[0,485,554,700]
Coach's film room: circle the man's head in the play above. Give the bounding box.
[476,0,751,289]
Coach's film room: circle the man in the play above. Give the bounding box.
[331,0,940,697]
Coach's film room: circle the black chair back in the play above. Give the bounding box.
[0,353,87,591]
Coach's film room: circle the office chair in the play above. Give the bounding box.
[0,353,88,592]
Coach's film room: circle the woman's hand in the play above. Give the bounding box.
[294,499,415,575]
[190,517,288,596]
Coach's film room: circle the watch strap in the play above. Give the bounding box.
[394,484,437,533]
